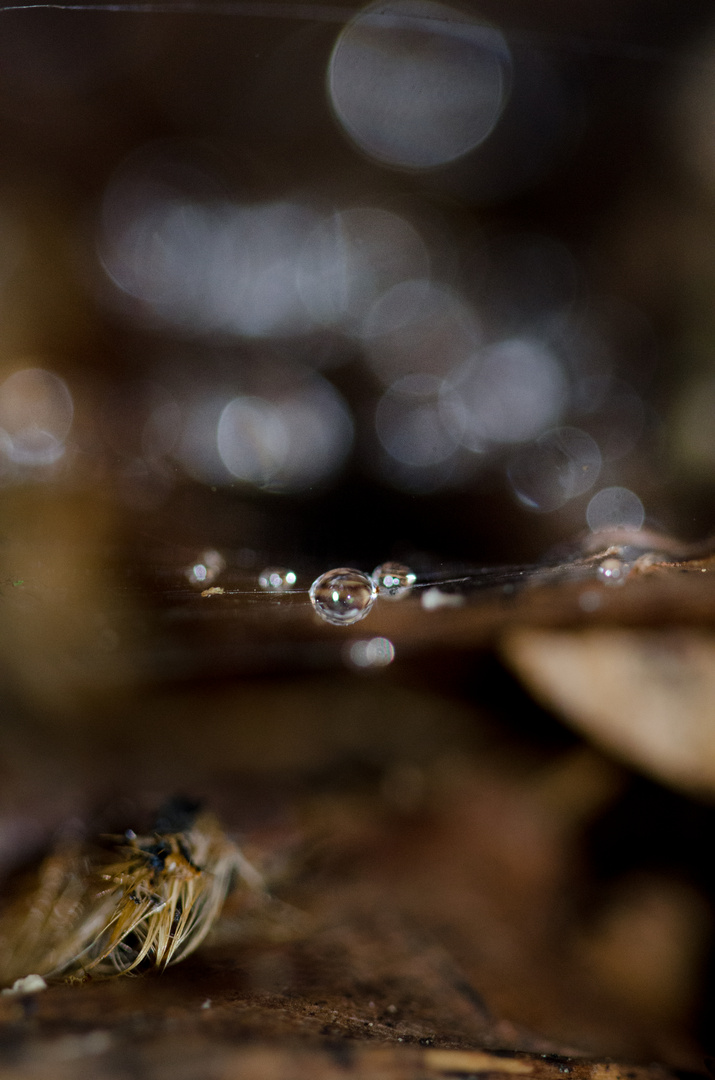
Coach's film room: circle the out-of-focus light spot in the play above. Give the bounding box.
[186,550,225,586]
[297,206,429,329]
[363,279,480,385]
[215,370,353,493]
[578,589,602,612]
[102,197,321,338]
[328,0,510,170]
[442,337,565,449]
[0,368,74,466]
[597,556,630,587]
[210,202,319,337]
[100,153,335,338]
[217,396,289,487]
[421,586,465,610]
[586,486,645,533]
[507,426,601,512]
[347,636,396,667]
[375,375,460,468]
[258,567,297,591]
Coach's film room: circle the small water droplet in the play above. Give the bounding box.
[185,549,225,586]
[309,567,376,626]
[347,637,395,667]
[258,567,297,592]
[372,561,416,599]
[597,556,630,586]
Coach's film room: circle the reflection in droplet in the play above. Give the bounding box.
[328,0,510,170]
[310,567,377,625]
[0,367,74,466]
[258,567,297,592]
[597,557,630,587]
[587,487,645,533]
[372,561,416,599]
[507,427,601,512]
[186,549,225,586]
[347,636,396,667]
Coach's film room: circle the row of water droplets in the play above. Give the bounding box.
[307,563,416,626]
[185,553,415,622]
[186,548,638,628]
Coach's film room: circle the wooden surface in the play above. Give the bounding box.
[1,529,714,1078]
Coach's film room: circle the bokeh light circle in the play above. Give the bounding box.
[442,337,565,449]
[328,0,511,170]
[508,426,601,512]
[213,369,353,494]
[298,206,429,329]
[217,396,289,487]
[363,279,480,385]
[0,367,74,466]
[375,375,460,467]
[586,486,645,532]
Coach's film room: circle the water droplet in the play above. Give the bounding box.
[185,549,225,586]
[309,567,377,626]
[347,637,396,667]
[258,567,297,592]
[372,561,416,599]
[597,556,630,586]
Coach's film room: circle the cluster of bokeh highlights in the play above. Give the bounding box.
[0,0,697,541]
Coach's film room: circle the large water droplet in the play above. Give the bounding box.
[372,561,416,599]
[258,567,297,592]
[309,567,377,626]
[597,556,630,587]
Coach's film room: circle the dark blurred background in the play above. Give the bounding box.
[0,0,715,565]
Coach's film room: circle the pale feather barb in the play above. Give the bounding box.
[0,807,263,984]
